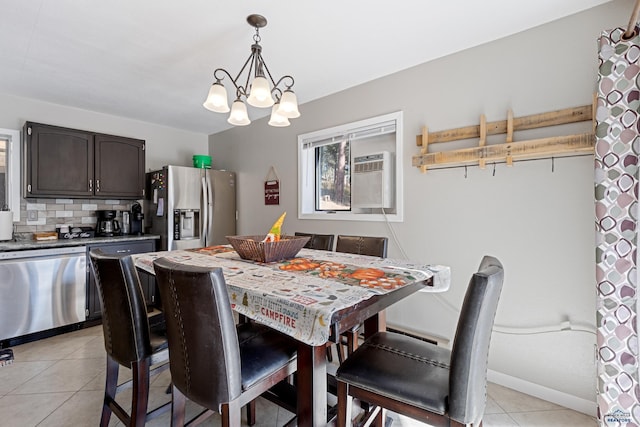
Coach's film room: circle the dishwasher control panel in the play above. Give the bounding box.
[0,245,86,260]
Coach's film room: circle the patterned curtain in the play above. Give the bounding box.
[595,27,640,425]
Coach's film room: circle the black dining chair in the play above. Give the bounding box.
[333,234,389,362]
[89,249,170,427]
[153,257,298,427]
[335,256,504,427]
[295,232,335,251]
[335,234,388,258]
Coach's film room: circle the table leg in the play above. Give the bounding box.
[363,310,386,339]
[296,343,327,427]
[362,310,386,427]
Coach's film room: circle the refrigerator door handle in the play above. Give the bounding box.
[206,173,214,243]
[201,176,208,244]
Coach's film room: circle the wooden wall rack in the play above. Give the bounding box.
[412,102,595,173]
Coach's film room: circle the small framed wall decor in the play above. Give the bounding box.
[264,166,280,205]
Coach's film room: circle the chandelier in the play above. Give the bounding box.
[202,14,300,127]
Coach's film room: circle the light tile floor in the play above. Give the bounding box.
[0,326,597,426]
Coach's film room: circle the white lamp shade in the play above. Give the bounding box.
[203,83,230,113]
[268,104,290,127]
[277,89,300,118]
[227,100,251,126]
[247,76,275,108]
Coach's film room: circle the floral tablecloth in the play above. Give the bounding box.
[132,246,450,346]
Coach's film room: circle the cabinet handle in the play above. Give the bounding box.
[96,179,100,192]
[89,179,93,192]
[116,249,131,253]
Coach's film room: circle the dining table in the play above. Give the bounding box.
[132,245,450,427]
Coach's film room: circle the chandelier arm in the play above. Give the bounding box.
[240,52,257,98]
[272,87,283,103]
[213,68,242,95]
[271,75,295,90]
[259,56,295,92]
[256,52,279,89]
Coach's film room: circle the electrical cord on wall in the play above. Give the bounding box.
[381,207,410,260]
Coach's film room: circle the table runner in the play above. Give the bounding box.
[133,246,450,346]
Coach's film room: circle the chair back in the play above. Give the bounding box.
[89,249,153,367]
[153,258,242,410]
[295,232,334,251]
[448,255,504,425]
[335,235,388,258]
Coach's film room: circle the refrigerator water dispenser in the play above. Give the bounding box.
[173,209,200,240]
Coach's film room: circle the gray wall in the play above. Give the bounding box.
[210,0,634,411]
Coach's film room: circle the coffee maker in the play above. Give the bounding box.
[130,203,144,235]
[96,210,121,237]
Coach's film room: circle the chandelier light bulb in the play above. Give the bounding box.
[247,76,275,108]
[227,100,251,126]
[203,82,230,113]
[268,103,290,127]
[277,89,300,118]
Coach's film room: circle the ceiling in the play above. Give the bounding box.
[1,0,614,135]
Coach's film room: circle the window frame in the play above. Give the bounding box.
[0,128,20,222]
[297,111,403,222]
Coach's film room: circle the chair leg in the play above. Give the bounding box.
[346,330,359,355]
[222,401,241,427]
[326,343,334,362]
[336,340,346,364]
[101,355,119,427]
[171,385,187,427]
[246,401,256,426]
[337,381,352,427]
[130,358,151,426]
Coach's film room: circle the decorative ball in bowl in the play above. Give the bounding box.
[226,235,310,263]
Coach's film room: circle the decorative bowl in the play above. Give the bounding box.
[226,235,310,263]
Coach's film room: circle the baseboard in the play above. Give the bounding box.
[385,323,450,347]
[487,369,596,417]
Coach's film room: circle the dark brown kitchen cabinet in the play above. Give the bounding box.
[23,122,145,199]
[94,134,145,199]
[86,240,157,320]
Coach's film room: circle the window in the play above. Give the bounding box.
[0,128,21,221]
[316,139,350,211]
[298,111,403,222]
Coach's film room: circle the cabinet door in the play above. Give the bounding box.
[94,135,145,199]
[24,122,94,198]
[86,240,157,319]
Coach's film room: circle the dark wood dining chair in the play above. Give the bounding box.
[152,257,298,427]
[333,234,389,362]
[336,256,504,427]
[89,249,170,427]
[335,234,388,258]
[295,232,335,251]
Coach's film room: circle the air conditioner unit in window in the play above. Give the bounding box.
[352,151,393,209]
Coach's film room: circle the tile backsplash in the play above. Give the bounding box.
[16,198,135,234]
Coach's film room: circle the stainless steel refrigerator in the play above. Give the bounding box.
[146,165,236,251]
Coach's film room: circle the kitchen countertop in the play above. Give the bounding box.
[0,234,160,252]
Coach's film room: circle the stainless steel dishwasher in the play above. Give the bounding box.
[0,246,86,341]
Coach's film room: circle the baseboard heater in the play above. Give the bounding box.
[386,327,440,345]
